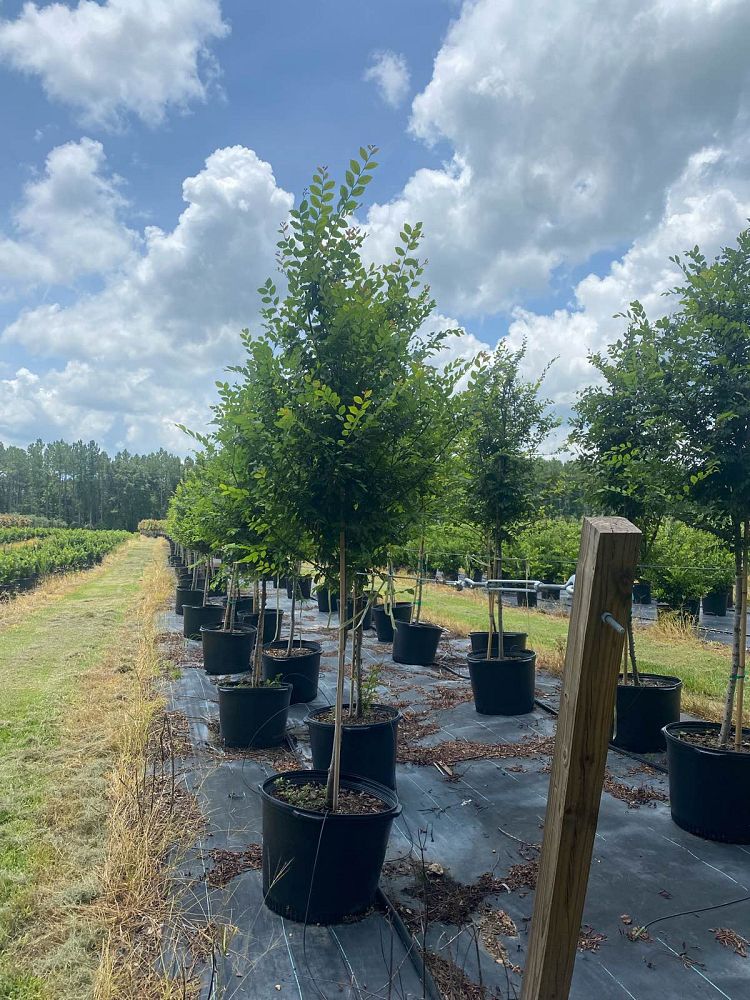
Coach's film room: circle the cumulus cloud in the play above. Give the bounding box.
[0,0,229,128]
[1,145,293,451]
[365,0,750,315]
[363,50,411,108]
[0,138,136,294]
[506,145,750,442]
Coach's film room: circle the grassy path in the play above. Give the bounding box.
[0,536,164,999]
[420,583,732,721]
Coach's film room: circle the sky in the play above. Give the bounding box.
[1,0,749,456]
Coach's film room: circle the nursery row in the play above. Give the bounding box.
[0,512,66,529]
[0,525,59,545]
[0,527,131,590]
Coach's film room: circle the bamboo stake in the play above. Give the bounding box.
[326,526,348,811]
[735,521,748,751]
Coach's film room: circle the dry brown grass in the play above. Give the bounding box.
[90,553,212,1000]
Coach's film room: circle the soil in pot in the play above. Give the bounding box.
[183,602,224,639]
[175,586,203,615]
[239,608,284,644]
[663,722,750,843]
[261,769,401,923]
[306,704,401,789]
[218,681,292,748]
[261,640,322,703]
[392,620,443,665]
[613,674,682,752]
[469,631,527,657]
[372,602,413,642]
[200,623,256,675]
[315,588,338,613]
[467,651,537,715]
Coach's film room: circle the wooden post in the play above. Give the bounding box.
[521,517,641,1000]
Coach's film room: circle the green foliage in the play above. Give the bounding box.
[0,513,66,528]
[462,340,558,548]
[509,517,582,582]
[648,519,734,606]
[391,521,485,576]
[0,528,130,588]
[137,518,166,535]
[570,303,685,557]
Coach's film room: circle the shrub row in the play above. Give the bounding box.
[0,528,131,589]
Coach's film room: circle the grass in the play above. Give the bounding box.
[0,536,172,999]
[419,583,732,721]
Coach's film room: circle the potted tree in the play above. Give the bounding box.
[571,305,685,751]
[657,232,750,842]
[462,341,557,715]
[241,150,461,920]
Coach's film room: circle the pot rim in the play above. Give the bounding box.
[467,649,536,665]
[393,619,443,633]
[469,629,527,638]
[663,720,750,757]
[260,768,401,820]
[617,672,682,690]
[217,679,293,694]
[262,639,323,654]
[200,623,256,636]
[305,702,401,731]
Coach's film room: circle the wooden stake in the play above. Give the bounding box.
[521,517,641,1000]
[735,522,748,751]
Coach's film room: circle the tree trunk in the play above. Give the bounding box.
[223,563,238,631]
[202,557,211,607]
[719,520,743,747]
[326,527,348,811]
[414,536,425,623]
[626,615,640,686]
[287,565,298,656]
[251,580,267,686]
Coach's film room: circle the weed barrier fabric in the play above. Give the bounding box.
[160,597,750,999]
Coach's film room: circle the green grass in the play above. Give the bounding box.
[0,538,158,998]
[419,582,732,721]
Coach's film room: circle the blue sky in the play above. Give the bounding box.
[1,0,749,454]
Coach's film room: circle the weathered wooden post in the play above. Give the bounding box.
[521,516,641,1000]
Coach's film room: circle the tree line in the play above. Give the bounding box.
[0,439,189,531]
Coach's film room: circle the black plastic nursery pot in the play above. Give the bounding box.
[261,640,322,703]
[702,588,728,617]
[239,608,284,644]
[261,769,401,923]
[392,620,443,666]
[306,704,401,789]
[286,577,312,599]
[468,630,527,657]
[345,599,373,631]
[200,624,256,676]
[221,595,254,615]
[613,674,682,752]
[315,588,338,613]
[182,602,224,640]
[372,602,413,642]
[175,586,203,615]
[632,580,652,605]
[516,590,538,608]
[663,722,750,843]
[218,682,292,748]
[467,651,537,715]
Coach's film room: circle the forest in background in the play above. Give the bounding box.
[0,439,188,531]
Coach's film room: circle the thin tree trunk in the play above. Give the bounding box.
[252,580,267,686]
[191,551,198,589]
[287,566,298,656]
[223,563,238,631]
[414,537,425,623]
[353,581,364,720]
[720,520,743,746]
[496,538,504,657]
[326,527,348,811]
[202,557,211,607]
[734,521,748,750]
[627,615,640,685]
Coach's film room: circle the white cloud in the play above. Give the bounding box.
[365,0,750,315]
[363,50,411,108]
[506,145,750,441]
[0,0,229,129]
[1,145,293,451]
[0,137,136,293]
